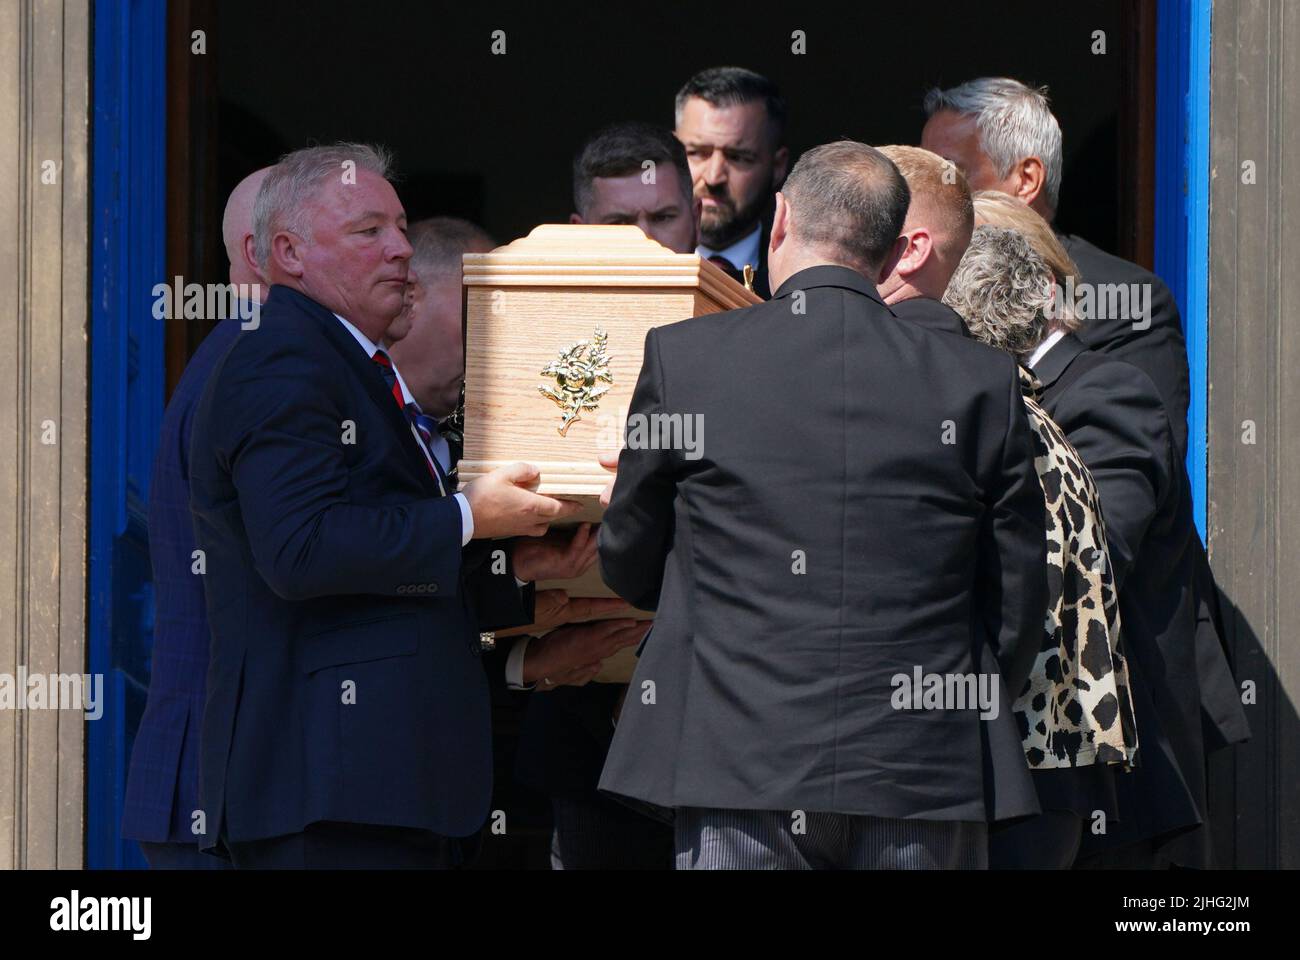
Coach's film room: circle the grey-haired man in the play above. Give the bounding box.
[921,76,1190,456]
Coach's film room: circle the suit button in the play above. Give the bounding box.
[428,582,438,593]
[396,584,408,594]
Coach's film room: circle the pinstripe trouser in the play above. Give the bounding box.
[674,808,988,870]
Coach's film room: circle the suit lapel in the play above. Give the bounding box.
[281,286,444,497]
[1030,332,1088,393]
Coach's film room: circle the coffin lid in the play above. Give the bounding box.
[461,224,760,309]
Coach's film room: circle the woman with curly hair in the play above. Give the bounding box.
[944,225,1139,868]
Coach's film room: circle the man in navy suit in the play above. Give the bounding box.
[122,167,271,868]
[189,143,583,868]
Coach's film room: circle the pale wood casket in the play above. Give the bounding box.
[459,224,760,681]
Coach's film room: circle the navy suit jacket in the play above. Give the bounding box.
[122,318,243,844]
[188,285,528,853]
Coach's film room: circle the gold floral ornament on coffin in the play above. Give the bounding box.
[537,327,614,436]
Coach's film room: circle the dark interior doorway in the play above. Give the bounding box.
[170,0,1157,381]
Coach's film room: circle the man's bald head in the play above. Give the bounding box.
[223,167,271,289]
[875,145,973,304]
[387,217,497,416]
[767,140,909,291]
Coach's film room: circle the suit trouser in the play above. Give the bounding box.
[673,808,987,870]
[550,794,673,870]
[227,820,474,869]
[138,841,233,870]
[1074,839,1167,870]
[989,811,1083,869]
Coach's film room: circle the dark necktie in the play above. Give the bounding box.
[371,350,448,495]
[410,406,457,490]
[707,254,743,284]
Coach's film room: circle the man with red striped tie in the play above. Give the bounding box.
[189,142,610,868]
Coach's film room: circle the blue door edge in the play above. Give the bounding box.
[1155,0,1212,538]
[88,0,167,869]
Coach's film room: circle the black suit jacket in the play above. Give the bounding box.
[751,219,771,300]
[189,285,529,853]
[515,682,623,798]
[1032,334,1207,860]
[1060,236,1247,764]
[1057,234,1190,459]
[890,296,972,338]
[596,265,1046,821]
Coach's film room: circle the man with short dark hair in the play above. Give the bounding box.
[674,66,788,296]
[507,124,704,871]
[597,141,1047,869]
[570,121,699,255]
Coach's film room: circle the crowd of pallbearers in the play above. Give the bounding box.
[120,66,1247,870]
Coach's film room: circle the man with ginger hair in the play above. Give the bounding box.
[876,145,973,338]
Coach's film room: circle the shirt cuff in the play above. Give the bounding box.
[454,492,474,546]
[505,636,533,690]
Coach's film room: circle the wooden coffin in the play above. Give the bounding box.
[460,224,760,681]
[459,223,758,512]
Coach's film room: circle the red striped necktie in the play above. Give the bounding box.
[372,350,447,493]
[371,349,406,412]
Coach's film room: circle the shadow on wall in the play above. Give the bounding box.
[1209,590,1299,868]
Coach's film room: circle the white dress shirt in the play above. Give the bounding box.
[334,313,535,690]
[1027,329,1067,370]
[697,222,762,275]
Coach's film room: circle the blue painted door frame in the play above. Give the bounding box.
[81,0,1215,866]
[1155,0,1212,536]
[88,0,167,869]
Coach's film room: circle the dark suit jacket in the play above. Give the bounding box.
[1057,234,1190,458]
[122,318,242,845]
[1059,235,1246,762]
[1032,334,1207,861]
[188,284,528,853]
[597,265,1047,821]
[515,682,623,798]
[751,219,771,300]
[890,296,972,338]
